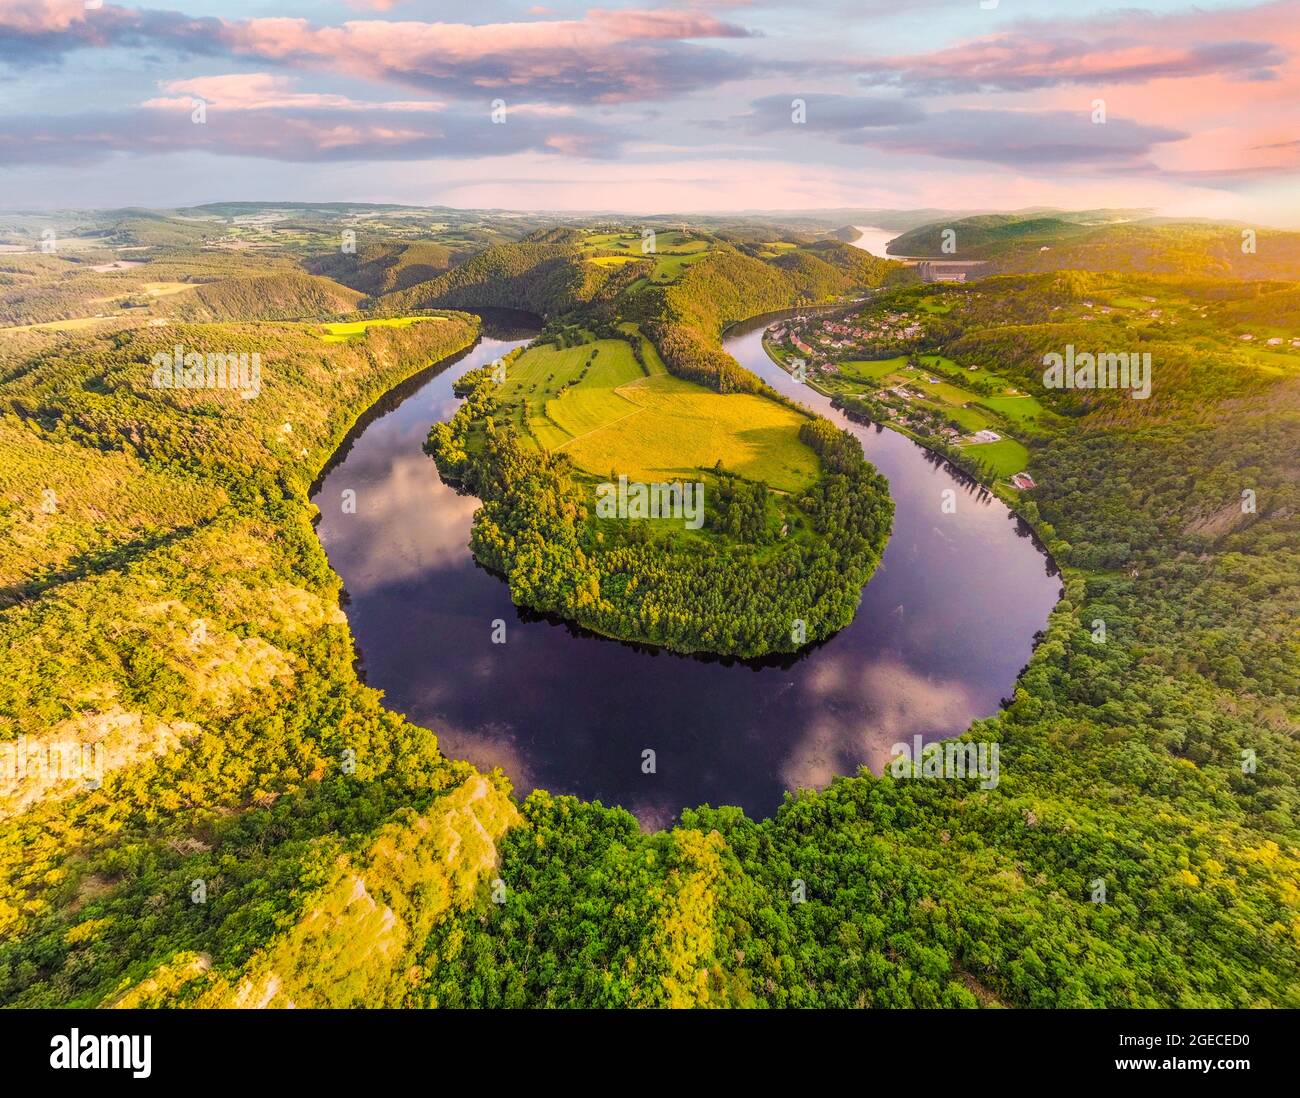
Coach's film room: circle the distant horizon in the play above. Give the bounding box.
[0,201,1288,232]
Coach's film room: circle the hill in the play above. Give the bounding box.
[303,241,458,296]
[375,242,612,318]
[889,215,1300,280]
[165,272,364,321]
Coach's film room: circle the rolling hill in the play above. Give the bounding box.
[164,271,364,321]
[887,215,1300,280]
[304,241,458,296]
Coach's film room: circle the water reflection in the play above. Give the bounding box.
[312,308,1061,823]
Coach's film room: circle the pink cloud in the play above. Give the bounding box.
[856,0,1300,182]
[860,5,1291,94]
[209,9,754,102]
[141,73,442,112]
[0,4,756,102]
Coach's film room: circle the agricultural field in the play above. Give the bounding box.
[494,335,820,492]
[817,349,1048,438]
[318,315,448,342]
[581,229,712,284]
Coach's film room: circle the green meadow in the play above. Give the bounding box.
[837,357,909,383]
[977,392,1046,425]
[493,335,820,492]
[960,437,1030,476]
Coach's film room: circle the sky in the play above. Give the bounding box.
[0,0,1297,223]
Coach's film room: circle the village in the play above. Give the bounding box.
[765,306,1040,491]
[770,310,925,362]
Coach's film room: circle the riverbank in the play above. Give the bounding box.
[755,316,1041,514]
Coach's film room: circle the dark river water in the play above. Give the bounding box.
[312,309,1060,827]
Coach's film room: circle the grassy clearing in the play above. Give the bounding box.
[961,438,1030,477]
[140,282,198,298]
[838,357,908,383]
[495,337,819,492]
[918,377,979,405]
[650,252,708,282]
[916,296,953,314]
[977,393,1045,425]
[917,400,992,432]
[0,316,120,335]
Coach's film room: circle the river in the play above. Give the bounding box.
[312,308,1060,827]
[849,226,900,258]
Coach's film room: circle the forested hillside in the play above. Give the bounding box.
[375,241,612,318]
[165,272,364,322]
[305,241,458,296]
[0,310,501,1006]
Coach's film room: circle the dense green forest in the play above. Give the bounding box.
[0,209,1296,1008]
[304,241,458,296]
[162,272,365,322]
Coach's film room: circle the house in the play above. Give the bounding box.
[1010,472,1036,490]
[972,429,1002,443]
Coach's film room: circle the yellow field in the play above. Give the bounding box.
[497,336,819,492]
[319,316,444,342]
[588,255,646,268]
